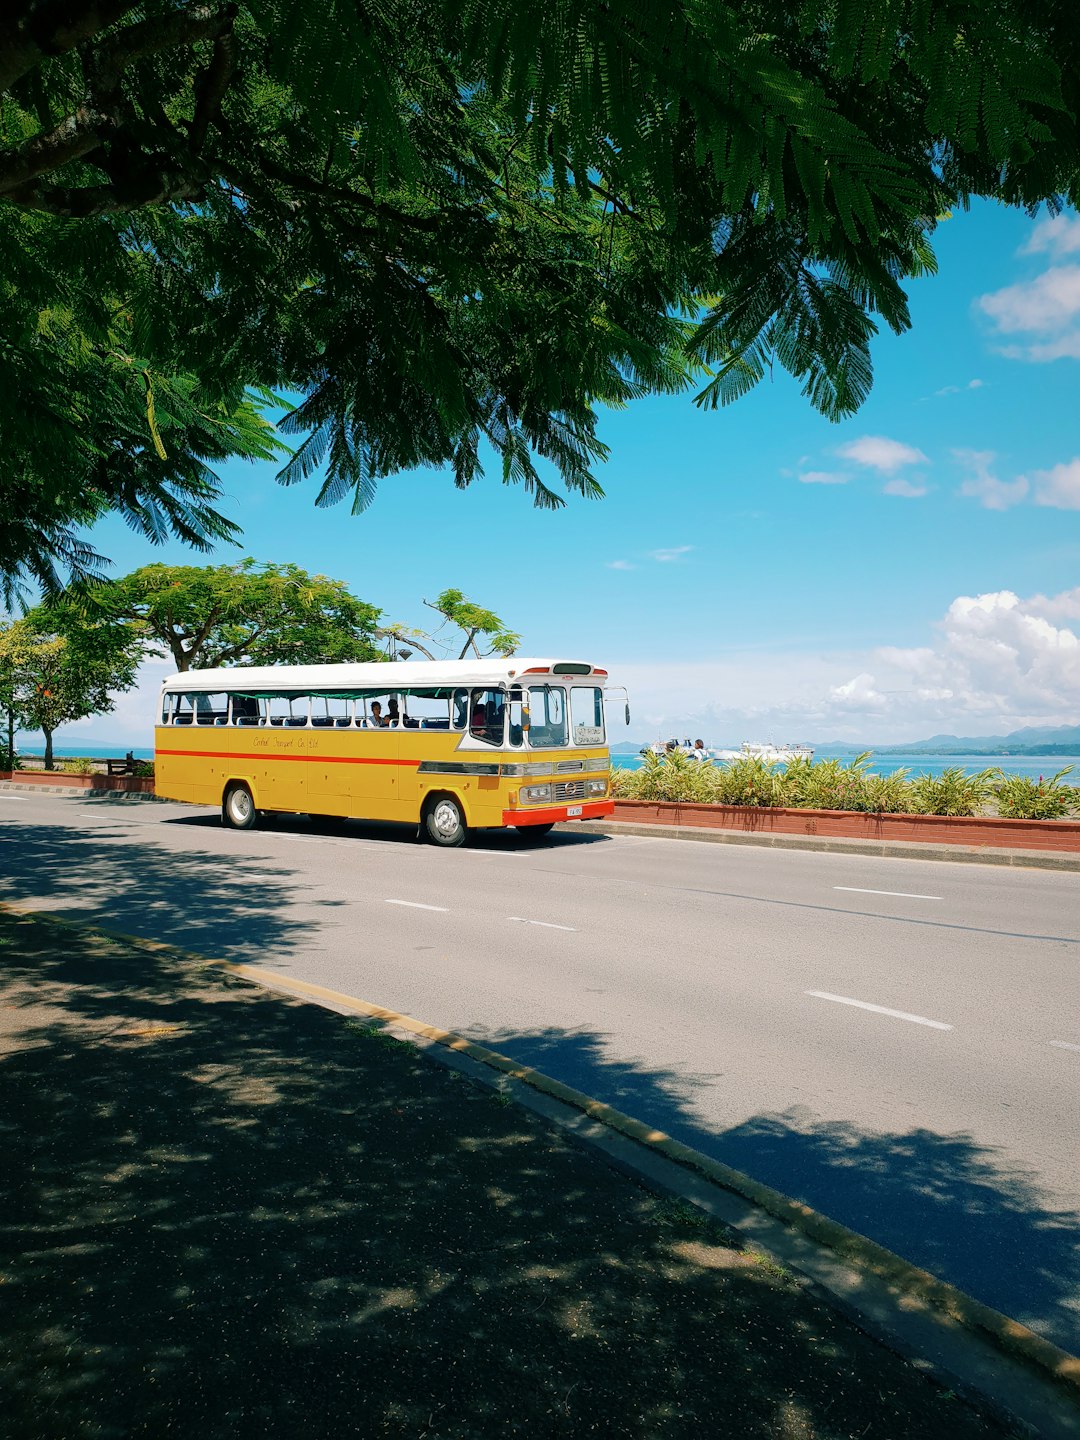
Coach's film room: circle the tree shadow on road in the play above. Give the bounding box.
[1,911,1014,1440]
[478,1023,1080,1355]
[0,812,339,965]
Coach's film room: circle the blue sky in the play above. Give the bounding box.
[49,198,1080,749]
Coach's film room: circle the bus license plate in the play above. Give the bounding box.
[566,805,583,816]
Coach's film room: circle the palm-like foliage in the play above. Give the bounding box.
[2,0,1079,591]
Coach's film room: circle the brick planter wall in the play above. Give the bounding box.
[611,800,1080,853]
[0,771,155,794]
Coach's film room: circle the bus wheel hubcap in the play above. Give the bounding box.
[433,802,459,836]
[232,792,251,819]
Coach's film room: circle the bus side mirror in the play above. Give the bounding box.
[625,703,631,725]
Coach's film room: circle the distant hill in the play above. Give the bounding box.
[881,724,1080,754]
[616,727,1080,757]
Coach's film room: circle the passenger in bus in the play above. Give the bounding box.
[367,701,385,728]
[386,697,400,728]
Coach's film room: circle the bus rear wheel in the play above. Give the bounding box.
[423,794,467,847]
[223,782,257,830]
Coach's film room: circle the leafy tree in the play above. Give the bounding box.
[0,615,139,769]
[379,589,520,660]
[74,561,384,672]
[0,615,29,767]
[3,1,1080,596]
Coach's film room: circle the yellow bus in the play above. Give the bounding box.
[155,658,621,846]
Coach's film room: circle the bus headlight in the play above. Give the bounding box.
[521,784,553,803]
[586,779,607,796]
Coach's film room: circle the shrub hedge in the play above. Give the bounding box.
[612,753,1077,821]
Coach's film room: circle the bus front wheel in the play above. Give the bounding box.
[423,794,467,848]
[516,822,556,840]
[223,782,257,831]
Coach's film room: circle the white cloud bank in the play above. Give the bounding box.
[606,587,1080,745]
[22,590,1080,753]
[977,216,1080,360]
[955,449,1080,511]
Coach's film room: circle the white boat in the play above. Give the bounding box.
[641,739,814,764]
[712,742,814,765]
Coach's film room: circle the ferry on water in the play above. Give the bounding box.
[642,739,814,764]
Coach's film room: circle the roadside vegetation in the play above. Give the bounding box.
[613,752,1078,821]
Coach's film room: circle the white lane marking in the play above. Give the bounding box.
[1050,1040,1080,1054]
[385,899,449,913]
[834,886,942,900]
[805,990,953,1031]
[508,917,578,932]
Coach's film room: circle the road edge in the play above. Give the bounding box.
[563,818,1080,871]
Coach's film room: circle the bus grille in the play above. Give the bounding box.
[553,780,588,801]
[556,760,585,773]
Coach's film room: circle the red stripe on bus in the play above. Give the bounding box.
[156,748,421,768]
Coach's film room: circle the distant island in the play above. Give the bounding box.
[613,723,1080,758]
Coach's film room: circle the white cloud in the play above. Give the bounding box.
[1020,215,1080,258]
[882,477,929,498]
[1027,458,1080,510]
[606,559,636,571]
[1007,332,1080,362]
[607,586,1080,744]
[798,470,849,485]
[932,378,985,398]
[977,264,1080,333]
[1026,587,1080,623]
[650,546,693,563]
[954,449,1029,510]
[836,436,928,473]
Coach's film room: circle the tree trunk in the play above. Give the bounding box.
[43,728,54,770]
[6,704,13,768]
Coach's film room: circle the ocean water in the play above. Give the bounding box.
[17,744,155,762]
[17,742,1080,781]
[612,751,1080,779]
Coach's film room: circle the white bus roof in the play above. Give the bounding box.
[160,659,607,692]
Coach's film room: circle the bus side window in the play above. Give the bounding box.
[451,689,469,731]
[231,695,262,727]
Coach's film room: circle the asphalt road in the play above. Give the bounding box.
[3,792,1079,1352]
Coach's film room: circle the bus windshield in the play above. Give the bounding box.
[527,686,568,748]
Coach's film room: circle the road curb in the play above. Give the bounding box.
[0,781,166,801]
[565,818,1080,871]
[3,901,1078,1436]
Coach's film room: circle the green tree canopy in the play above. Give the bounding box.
[70,560,384,672]
[0,612,139,768]
[3,1,1080,595]
[380,589,521,660]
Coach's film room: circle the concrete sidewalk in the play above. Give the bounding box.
[0,906,1049,1440]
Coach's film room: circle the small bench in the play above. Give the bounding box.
[106,753,136,776]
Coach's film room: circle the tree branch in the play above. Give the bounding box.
[1,3,236,211]
[4,167,204,215]
[84,4,235,96]
[0,0,141,94]
[188,27,235,153]
[0,103,112,194]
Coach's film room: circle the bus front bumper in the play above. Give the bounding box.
[502,800,614,826]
